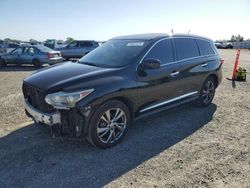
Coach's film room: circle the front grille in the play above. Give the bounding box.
[22,82,55,113]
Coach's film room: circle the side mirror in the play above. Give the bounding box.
[141,58,161,70]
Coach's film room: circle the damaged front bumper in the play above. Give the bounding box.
[24,100,91,137]
[24,100,61,126]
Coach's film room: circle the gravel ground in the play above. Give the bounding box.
[0,49,249,188]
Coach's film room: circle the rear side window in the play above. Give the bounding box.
[196,39,215,55]
[174,38,199,60]
[80,41,93,47]
[145,39,174,65]
[68,41,79,48]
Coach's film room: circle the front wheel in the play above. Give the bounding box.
[33,59,41,68]
[87,100,131,148]
[194,76,216,107]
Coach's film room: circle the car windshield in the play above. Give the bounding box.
[78,39,148,68]
[44,40,55,45]
[35,45,52,52]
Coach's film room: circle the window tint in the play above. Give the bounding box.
[29,47,35,54]
[174,38,199,60]
[44,40,55,45]
[23,47,30,53]
[196,39,215,55]
[68,41,78,48]
[11,47,23,55]
[80,41,93,47]
[145,39,174,64]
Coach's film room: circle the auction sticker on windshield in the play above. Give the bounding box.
[126,42,144,46]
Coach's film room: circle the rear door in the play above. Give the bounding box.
[172,38,203,97]
[6,47,23,64]
[21,47,34,64]
[78,41,91,57]
[64,41,79,58]
[137,39,182,113]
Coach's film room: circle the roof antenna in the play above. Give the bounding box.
[171,29,174,34]
[188,30,190,34]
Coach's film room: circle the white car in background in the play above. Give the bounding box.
[44,39,66,49]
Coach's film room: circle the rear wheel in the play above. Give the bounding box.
[0,59,7,68]
[194,76,216,107]
[33,59,41,68]
[87,100,131,148]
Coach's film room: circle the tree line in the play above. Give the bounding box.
[0,37,75,44]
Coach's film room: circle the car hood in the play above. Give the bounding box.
[24,62,115,91]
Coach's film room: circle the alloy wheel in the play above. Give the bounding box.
[97,108,127,144]
[202,80,215,104]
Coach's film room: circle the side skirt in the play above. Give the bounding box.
[134,96,198,121]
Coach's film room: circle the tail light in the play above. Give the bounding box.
[48,53,54,58]
[220,59,224,64]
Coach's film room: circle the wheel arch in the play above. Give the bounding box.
[32,58,40,63]
[208,73,219,88]
[82,96,135,136]
[110,96,135,120]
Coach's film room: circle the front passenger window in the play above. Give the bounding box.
[68,42,78,48]
[145,39,174,65]
[11,47,22,55]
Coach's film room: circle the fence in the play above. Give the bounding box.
[232,42,250,49]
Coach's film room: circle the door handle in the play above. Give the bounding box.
[170,71,180,77]
[201,63,208,67]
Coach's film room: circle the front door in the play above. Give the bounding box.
[21,47,34,64]
[136,39,181,113]
[7,47,23,64]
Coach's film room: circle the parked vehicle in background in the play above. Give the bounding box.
[0,44,6,55]
[44,39,66,49]
[0,45,63,68]
[0,43,21,54]
[215,42,233,49]
[22,33,222,148]
[56,40,99,60]
[224,42,233,49]
[214,42,222,49]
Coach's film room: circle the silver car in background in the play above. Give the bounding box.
[0,45,63,68]
[56,40,99,60]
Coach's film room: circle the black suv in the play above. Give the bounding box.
[22,33,222,148]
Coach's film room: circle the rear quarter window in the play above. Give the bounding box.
[196,39,215,56]
[174,38,199,60]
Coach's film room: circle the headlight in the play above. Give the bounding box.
[45,89,94,109]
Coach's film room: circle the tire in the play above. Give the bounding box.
[87,100,131,148]
[194,76,216,107]
[33,59,41,68]
[0,59,6,68]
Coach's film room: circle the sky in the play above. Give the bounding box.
[0,0,249,41]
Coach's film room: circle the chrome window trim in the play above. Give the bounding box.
[140,91,198,113]
[136,36,217,71]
